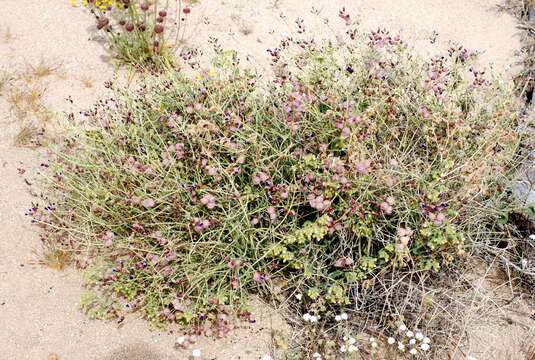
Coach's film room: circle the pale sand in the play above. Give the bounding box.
[0,1,531,359]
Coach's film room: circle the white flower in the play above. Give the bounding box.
[371,342,378,348]
[309,315,318,323]
[529,234,535,240]
[398,342,405,351]
[369,337,375,343]
[192,349,201,358]
[340,345,347,353]
[409,348,418,355]
[312,353,321,358]
[423,337,431,344]
[467,356,478,360]
[348,337,356,345]
[399,324,407,331]
[348,345,358,353]
[295,293,303,301]
[303,313,312,322]
[387,337,396,344]
[420,343,430,351]
[341,312,348,320]
[409,339,416,345]
[261,355,272,360]
[406,330,415,338]
[176,336,186,345]
[335,315,342,322]
[415,332,424,341]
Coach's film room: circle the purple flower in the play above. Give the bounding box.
[267,207,277,221]
[193,218,210,233]
[418,106,430,119]
[227,259,243,269]
[308,194,331,211]
[252,172,270,185]
[141,198,156,209]
[355,160,372,175]
[334,257,354,268]
[100,231,115,246]
[253,271,267,283]
[200,193,216,209]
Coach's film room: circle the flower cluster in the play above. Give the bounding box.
[302,313,320,323]
[339,335,359,354]
[387,324,431,355]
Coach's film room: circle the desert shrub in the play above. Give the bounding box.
[36,22,523,350]
[72,0,193,70]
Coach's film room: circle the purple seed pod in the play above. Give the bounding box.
[96,17,109,30]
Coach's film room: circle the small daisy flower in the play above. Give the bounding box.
[387,337,396,345]
[295,293,303,301]
[309,315,318,323]
[420,343,430,351]
[348,345,358,353]
[335,315,342,321]
[423,337,431,344]
[176,336,187,346]
[398,342,405,351]
[312,353,321,358]
[303,313,312,322]
[409,339,416,345]
[409,348,418,355]
[341,312,348,320]
[415,332,424,341]
[348,337,356,345]
[192,349,201,358]
[399,324,407,332]
[371,342,378,348]
[340,345,347,353]
[369,337,375,343]
[406,330,415,338]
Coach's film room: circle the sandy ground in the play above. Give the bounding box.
[0,1,531,359]
[185,0,521,73]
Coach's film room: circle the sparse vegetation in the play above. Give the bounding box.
[1,27,15,43]
[28,58,62,79]
[0,60,60,146]
[37,245,71,270]
[79,75,94,88]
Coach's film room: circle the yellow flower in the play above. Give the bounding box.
[75,0,124,10]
